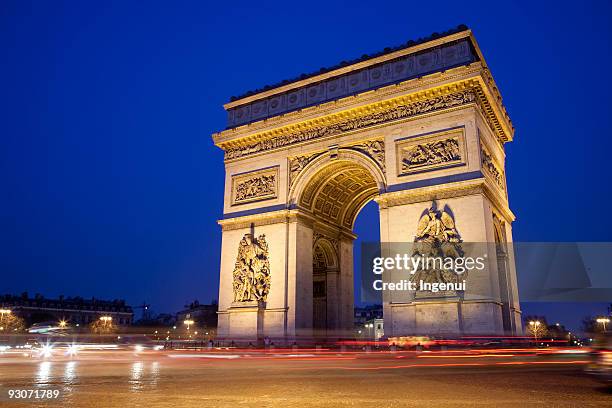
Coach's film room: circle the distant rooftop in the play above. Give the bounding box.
[1,293,133,313]
[229,24,469,103]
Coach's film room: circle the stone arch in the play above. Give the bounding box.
[312,237,340,333]
[492,213,507,251]
[493,212,513,333]
[289,149,386,230]
[313,236,339,270]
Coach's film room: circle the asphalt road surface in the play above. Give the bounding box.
[0,348,610,407]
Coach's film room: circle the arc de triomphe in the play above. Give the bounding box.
[212,26,521,341]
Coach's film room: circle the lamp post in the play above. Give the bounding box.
[596,317,610,333]
[365,323,374,340]
[184,319,194,331]
[99,315,112,328]
[529,320,541,344]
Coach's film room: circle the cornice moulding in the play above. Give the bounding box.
[213,73,513,165]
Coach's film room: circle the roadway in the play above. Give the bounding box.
[0,346,610,407]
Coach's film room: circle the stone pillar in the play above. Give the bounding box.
[217,214,292,342]
[337,237,355,334]
[379,193,508,336]
[286,218,313,338]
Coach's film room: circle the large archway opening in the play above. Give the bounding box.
[291,151,385,336]
[353,200,382,333]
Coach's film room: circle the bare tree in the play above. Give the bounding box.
[90,317,117,334]
[0,311,25,333]
[524,315,549,342]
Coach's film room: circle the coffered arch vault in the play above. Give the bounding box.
[289,149,386,230]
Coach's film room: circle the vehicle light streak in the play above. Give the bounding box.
[285,359,590,371]
[416,354,517,358]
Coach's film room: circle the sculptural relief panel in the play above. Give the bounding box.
[396,127,466,176]
[347,140,385,172]
[231,166,279,206]
[411,204,465,287]
[232,234,271,302]
[481,144,505,190]
[288,152,322,189]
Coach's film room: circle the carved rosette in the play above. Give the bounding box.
[224,89,477,160]
[481,145,505,190]
[232,234,271,302]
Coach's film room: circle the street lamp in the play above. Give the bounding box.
[184,319,195,331]
[99,316,112,327]
[596,317,610,332]
[529,320,541,343]
[365,323,374,339]
[58,319,67,328]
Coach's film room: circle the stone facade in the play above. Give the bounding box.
[0,294,134,326]
[212,27,521,341]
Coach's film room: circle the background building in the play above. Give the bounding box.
[354,304,383,326]
[355,305,384,340]
[176,300,218,330]
[0,293,133,326]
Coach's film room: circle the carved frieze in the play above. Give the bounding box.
[232,234,271,302]
[396,128,466,176]
[224,89,477,160]
[481,145,505,190]
[231,166,279,205]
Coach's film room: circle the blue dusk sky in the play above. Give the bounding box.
[1,1,611,331]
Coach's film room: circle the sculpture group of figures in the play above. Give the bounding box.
[235,175,276,202]
[402,138,460,172]
[411,206,465,286]
[232,234,271,302]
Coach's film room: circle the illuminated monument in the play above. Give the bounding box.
[212,26,521,340]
